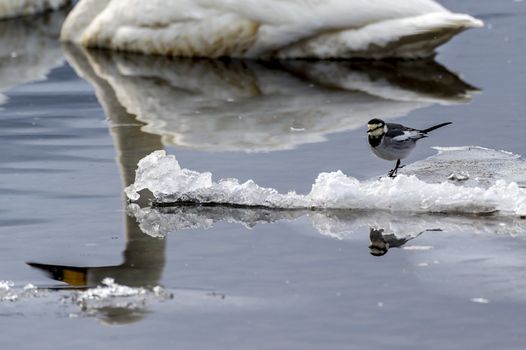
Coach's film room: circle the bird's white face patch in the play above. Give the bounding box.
[368,123,386,137]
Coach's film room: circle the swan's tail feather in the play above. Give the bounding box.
[278,13,483,59]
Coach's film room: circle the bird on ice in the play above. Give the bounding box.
[367,118,452,177]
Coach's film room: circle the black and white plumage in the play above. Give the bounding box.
[367,118,451,177]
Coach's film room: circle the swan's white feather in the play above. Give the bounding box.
[62,0,482,58]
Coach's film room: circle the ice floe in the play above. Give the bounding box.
[402,146,526,188]
[125,148,526,217]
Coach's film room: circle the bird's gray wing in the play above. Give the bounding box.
[386,127,425,142]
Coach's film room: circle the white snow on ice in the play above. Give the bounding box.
[125,147,526,217]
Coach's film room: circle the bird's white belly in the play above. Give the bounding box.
[370,142,415,161]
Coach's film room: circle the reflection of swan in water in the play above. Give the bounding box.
[0,9,67,105]
[62,0,482,59]
[28,44,167,325]
[63,47,477,152]
[0,0,68,19]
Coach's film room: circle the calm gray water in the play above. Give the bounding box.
[1,1,526,349]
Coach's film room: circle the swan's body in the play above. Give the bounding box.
[0,0,68,19]
[62,0,482,59]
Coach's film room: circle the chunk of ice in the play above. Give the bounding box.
[404,146,526,188]
[125,149,526,217]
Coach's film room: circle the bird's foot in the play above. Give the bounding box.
[387,164,405,178]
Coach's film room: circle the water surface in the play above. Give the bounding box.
[1,1,526,349]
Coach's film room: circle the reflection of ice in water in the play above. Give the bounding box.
[71,49,477,151]
[125,147,526,216]
[73,278,172,325]
[128,204,526,240]
[0,10,66,105]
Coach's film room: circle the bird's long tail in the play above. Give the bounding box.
[422,122,452,133]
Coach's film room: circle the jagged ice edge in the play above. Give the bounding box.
[125,150,526,216]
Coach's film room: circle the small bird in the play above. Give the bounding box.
[367,118,452,177]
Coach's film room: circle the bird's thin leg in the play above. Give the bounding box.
[388,159,401,178]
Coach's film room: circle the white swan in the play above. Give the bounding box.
[61,0,482,59]
[0,0,68,19]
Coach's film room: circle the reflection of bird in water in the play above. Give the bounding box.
[369,227,440,256]
[367,118,451,177]
[62,0,482,59]
[369,228,414,256]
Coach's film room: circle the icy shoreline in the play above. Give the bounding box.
[125,147,526,217]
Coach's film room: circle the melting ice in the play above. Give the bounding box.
[125,147,526,217]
